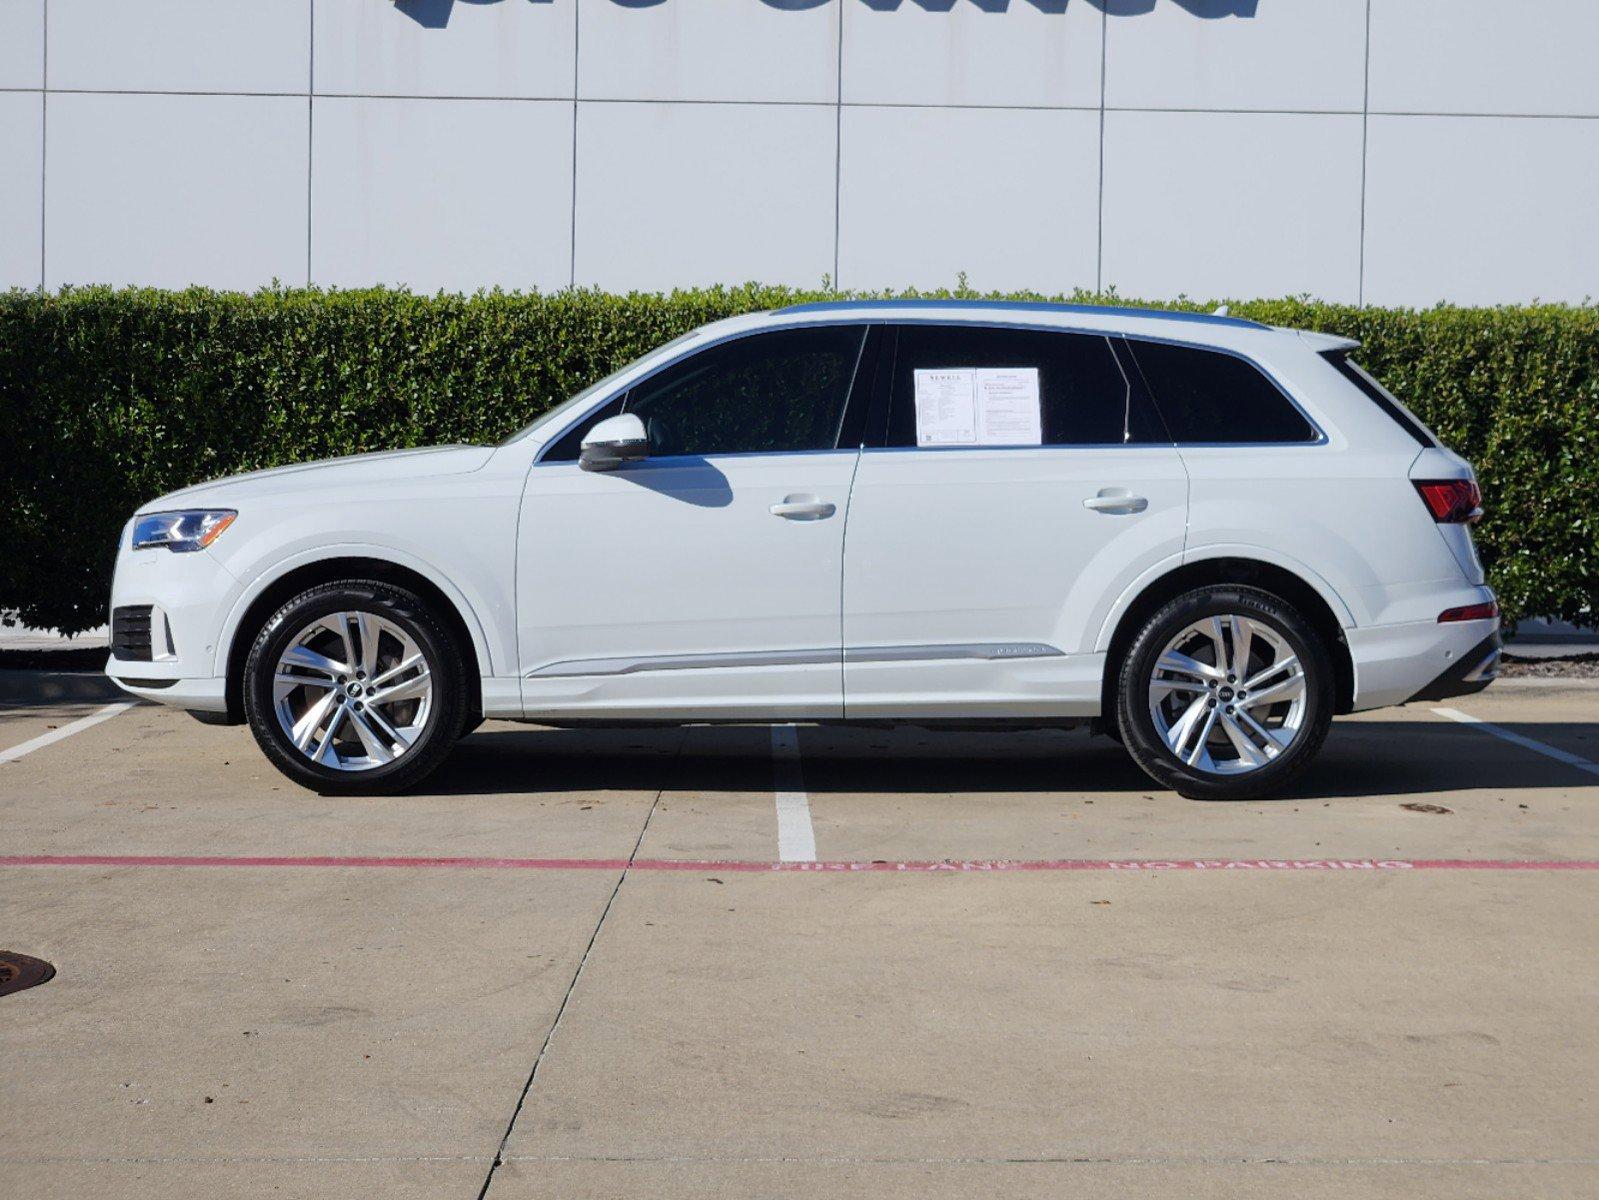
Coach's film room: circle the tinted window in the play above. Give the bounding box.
[541,326,866,462]
[628,325,865,458]
[1129,340,1318,444]
[884,325,1165,447]
[1321,351,1435,448]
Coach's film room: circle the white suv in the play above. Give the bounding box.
[106,301,1499,800]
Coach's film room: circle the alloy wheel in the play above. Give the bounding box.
[272,610,433,772]
[1147,613,1308,775]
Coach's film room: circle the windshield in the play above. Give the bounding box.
[496,331,702,447]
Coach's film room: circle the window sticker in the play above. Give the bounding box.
[913,367,1041,447]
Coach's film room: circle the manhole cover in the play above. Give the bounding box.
[1400,803,1453,815]
[0,952,55,997]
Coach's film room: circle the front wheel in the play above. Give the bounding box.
[243,580,468,795]
[1116,586,1334,800]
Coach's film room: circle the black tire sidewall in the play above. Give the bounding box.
[1117,586,1334,800]
[243,581,466,795]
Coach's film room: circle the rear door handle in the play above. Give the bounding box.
[1083,489,1149,514]
[770,494,836,521]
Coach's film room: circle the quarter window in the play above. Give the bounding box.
[883,325,1166,448]
[1128,340,1318,444]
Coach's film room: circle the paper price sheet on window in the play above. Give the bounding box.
[913,367,1042,447]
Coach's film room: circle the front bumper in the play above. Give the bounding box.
[105,535,242,713]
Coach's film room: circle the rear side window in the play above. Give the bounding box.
[1129,340,1319,444]
[1321,351,1436,448]
[883,325,1166,447]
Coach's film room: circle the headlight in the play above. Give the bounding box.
[131,509,237,553]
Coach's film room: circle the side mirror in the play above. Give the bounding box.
[579,413,650,472]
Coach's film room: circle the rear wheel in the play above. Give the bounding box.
[243,580,467,795]
[1116,586,1333,800]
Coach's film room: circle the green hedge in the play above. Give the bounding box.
[1,285,1596,637]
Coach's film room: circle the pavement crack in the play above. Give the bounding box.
[474,730,682,1200]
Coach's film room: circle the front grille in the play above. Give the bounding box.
[111,605,154,661]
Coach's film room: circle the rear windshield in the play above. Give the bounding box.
[1320,352,1437,448]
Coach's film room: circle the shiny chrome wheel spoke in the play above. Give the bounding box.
[1157,649,1225,683]
[368,668,430,707]
[1164,695,1210,756]
[1244,654,1299,693]
[347,708,395,764]
[1235,705,1291,755]
[281,643,348,680]
[273,610,432,773]
[1229,617,1255,681]
[371,653,424,690]
[292,691,338,751]
[1148,612,1307,777]
[1184,705,1220,767]
[1243,674,1304,708]
[362,703,416,752]
[353,611,383,678]
[1219,710,1269,768]
[312,704,346,765]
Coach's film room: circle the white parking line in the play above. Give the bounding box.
[1432,706,1599,778]
[0,702,136,765]
[771,724,817,863]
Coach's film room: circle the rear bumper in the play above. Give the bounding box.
[1406,630,1501,703]
[1345,606,1499,712]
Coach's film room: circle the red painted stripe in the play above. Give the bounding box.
[1,854,1596,873]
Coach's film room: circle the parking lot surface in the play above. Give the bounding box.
[2,676,1596,1199]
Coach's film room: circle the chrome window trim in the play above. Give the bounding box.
[530,315,1329,463]
[531,320,877,466]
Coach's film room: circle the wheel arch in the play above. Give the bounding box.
[1098,557,1356,719]
[220,555,487,725]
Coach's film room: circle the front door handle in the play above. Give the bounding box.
[770,494,836,521]
[1083,488,1149,514]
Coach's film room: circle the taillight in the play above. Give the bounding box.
[1414,479,1483,524]
[1438,601,1498,623]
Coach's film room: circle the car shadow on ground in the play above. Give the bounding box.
[430,719,1599,802]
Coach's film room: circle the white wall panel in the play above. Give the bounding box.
[1364,116,1599,307]
[1101,111,1363,303]
[1369,0,1599,117]
[1105,0,1366,113]
[838,105,1098,293]
[842,0,1100,109]
[48,0,309,94]
[579,0,836,104]
[315,0,574,99]
[311,96,572,293]
[573,101,834,292]
[0,0,44,89]
[45,93,307,290]
[0,92,42,289]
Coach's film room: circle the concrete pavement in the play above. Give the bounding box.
[1,678,1595,1198]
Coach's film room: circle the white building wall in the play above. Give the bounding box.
[2,0,1595,306]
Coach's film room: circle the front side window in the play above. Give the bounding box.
[1128,340,1319,444]
[543,325,867,462]
[883,325,1167,448]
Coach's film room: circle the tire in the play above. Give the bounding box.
[243,580,468,795]
[1116,585,1333,800]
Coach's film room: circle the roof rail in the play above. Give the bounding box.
[777,298,1268,330]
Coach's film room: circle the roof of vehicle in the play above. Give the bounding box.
[777,298,1270,331]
